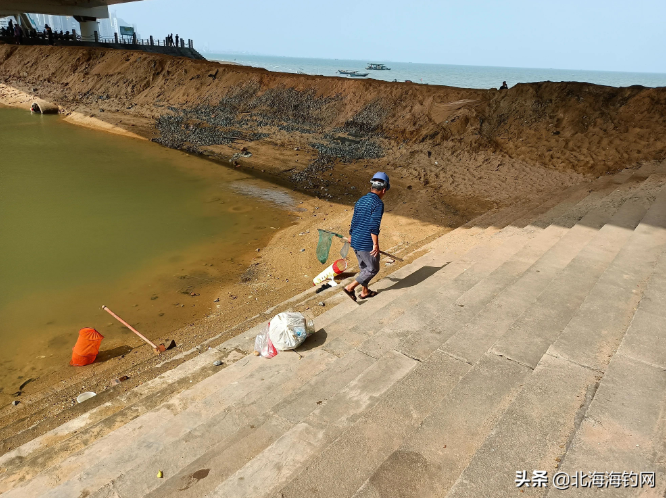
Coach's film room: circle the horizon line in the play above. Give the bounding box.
[200,50,666,77]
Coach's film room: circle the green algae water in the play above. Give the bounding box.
[0,107,292,395]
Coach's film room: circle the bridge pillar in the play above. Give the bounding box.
[75,16,99,41]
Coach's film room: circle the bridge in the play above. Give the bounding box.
[0,0,139,39]
[0,0,204,60]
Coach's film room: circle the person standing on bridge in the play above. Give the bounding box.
[342,172,390,302]
[175,34,179,47]
[13,23,22,45]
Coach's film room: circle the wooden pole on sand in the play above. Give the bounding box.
[102,305,167,354]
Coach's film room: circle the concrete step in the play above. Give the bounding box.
[319,173,637,359]
[489,174,664,369]
[0,348,248,491]
[442,181,666,497]
[321,226,535,357]
[263,350,470,498]
[139,349,377,498]
[342,174,653,497]
[551,251,666,497]
[356,170,649,362]
[97,349,381,498]
[3,349,337,497]
[446,353,600,498]
[138,181,631,497]
[192,350,422,498]
[257,184,649,497]
[438,171,652,366]
[546,179,666,372]
[352,353,532,498]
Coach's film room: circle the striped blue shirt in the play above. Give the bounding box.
[349,192,384,252]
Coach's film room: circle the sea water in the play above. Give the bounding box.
[207,53,666,89]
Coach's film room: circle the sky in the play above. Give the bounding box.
[114,0,666,74]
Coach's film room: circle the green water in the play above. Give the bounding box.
[0,107,290,393]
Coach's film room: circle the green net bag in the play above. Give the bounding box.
[316,229,334,264]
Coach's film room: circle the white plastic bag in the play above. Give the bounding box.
[254,324,278,358]
[267,312,315,351]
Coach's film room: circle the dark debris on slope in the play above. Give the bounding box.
[153,84,390,192]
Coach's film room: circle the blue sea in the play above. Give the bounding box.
[206,53,666,89]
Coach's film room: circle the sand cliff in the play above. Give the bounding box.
[3,44,665,221]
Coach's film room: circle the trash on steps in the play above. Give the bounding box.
[313,259,347,286]
[110,376,129,386]
[157,470,163,478]
[254,312,316,357]
[70,328,104,366]
[213,360,223,366]
[76,392,97,403]
[11,400,19,406]
[254,325,278,358]
[269,312,315,350]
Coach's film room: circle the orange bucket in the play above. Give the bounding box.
[332,259,347,274]
[70,328,104,366]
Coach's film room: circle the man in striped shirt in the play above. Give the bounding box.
[343,172,390,302]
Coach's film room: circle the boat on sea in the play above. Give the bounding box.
[337,70,369,77]
[366,63,391,70]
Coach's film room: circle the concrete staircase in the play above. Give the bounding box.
[2,164,666,497]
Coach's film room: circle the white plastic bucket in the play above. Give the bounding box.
[313,259,347,285]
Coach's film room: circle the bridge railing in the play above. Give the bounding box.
[0,27,195,49]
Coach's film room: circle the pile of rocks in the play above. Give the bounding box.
[153,83,344,151]
[337,99,391,136]
[151,84,390,195]
[310,139,384,163]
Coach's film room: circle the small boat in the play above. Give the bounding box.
[348,72,369,77]
[366,63,391,70]
[337,69,357,75]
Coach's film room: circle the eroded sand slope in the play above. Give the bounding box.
[3,45,665,219]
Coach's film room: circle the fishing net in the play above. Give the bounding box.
[316,229,334,264]
[340,241,350,259]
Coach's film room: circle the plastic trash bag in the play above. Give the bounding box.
[267,312,315,351]
[316,229,334,264]
[70,328,104,366]
[254,324,278,358]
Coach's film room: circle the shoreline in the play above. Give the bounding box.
[0,95,448,449]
